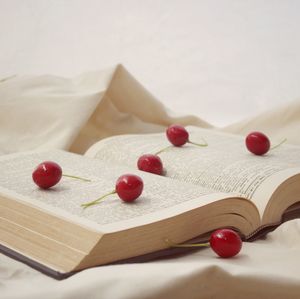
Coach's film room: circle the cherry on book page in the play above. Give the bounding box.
[245,131,287,156]
[32,161,91,189]
[137,154,163,175]
[166,124,208,147]
[81,174,144,208]
[166,124,189,146]
[154,125,208,155]
[116,174,144,202]
[32,161,62,189]
[165,228,242,258]
[245,132,270,155]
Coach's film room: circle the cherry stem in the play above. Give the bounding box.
[164,238,210,248]
[62,174,91,182]
[188,138,208,147]
[270,138,287,151]
[154,145,173,155]
[81,190,116,209]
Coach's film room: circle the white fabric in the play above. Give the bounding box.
[1,1,300,127]
[1,66,300,298]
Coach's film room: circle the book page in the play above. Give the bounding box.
[0,150,237,232]
[86,127,300,216]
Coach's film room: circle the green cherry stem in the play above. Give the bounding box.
[165,238,210,248]
[188,138,208,147]
[81,190,116,209]
[62,174,91,182]
[154,145,173,155]
[270,138,287,151]
[155,137,208,155]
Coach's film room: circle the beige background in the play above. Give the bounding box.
[1,0,300,126]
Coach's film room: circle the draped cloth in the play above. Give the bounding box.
[1,65,300,299]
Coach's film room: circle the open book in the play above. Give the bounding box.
[1,127,300,279]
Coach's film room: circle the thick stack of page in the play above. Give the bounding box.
[0,127,300,278]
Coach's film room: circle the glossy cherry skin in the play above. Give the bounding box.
[245,131,270,155]
[115,174,144,202]
[166,124,189,146]
[137,154,163,175]
[209,229,242,258]
[32,161,62,189]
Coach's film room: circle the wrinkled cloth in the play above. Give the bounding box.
[1,65,300,299]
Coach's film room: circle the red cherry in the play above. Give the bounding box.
[115,174,144,202]
[166,124,189,146]
[32,161,62,189]
[137,154,163,175]
[245,131,270,155]
[210,229,242,258]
